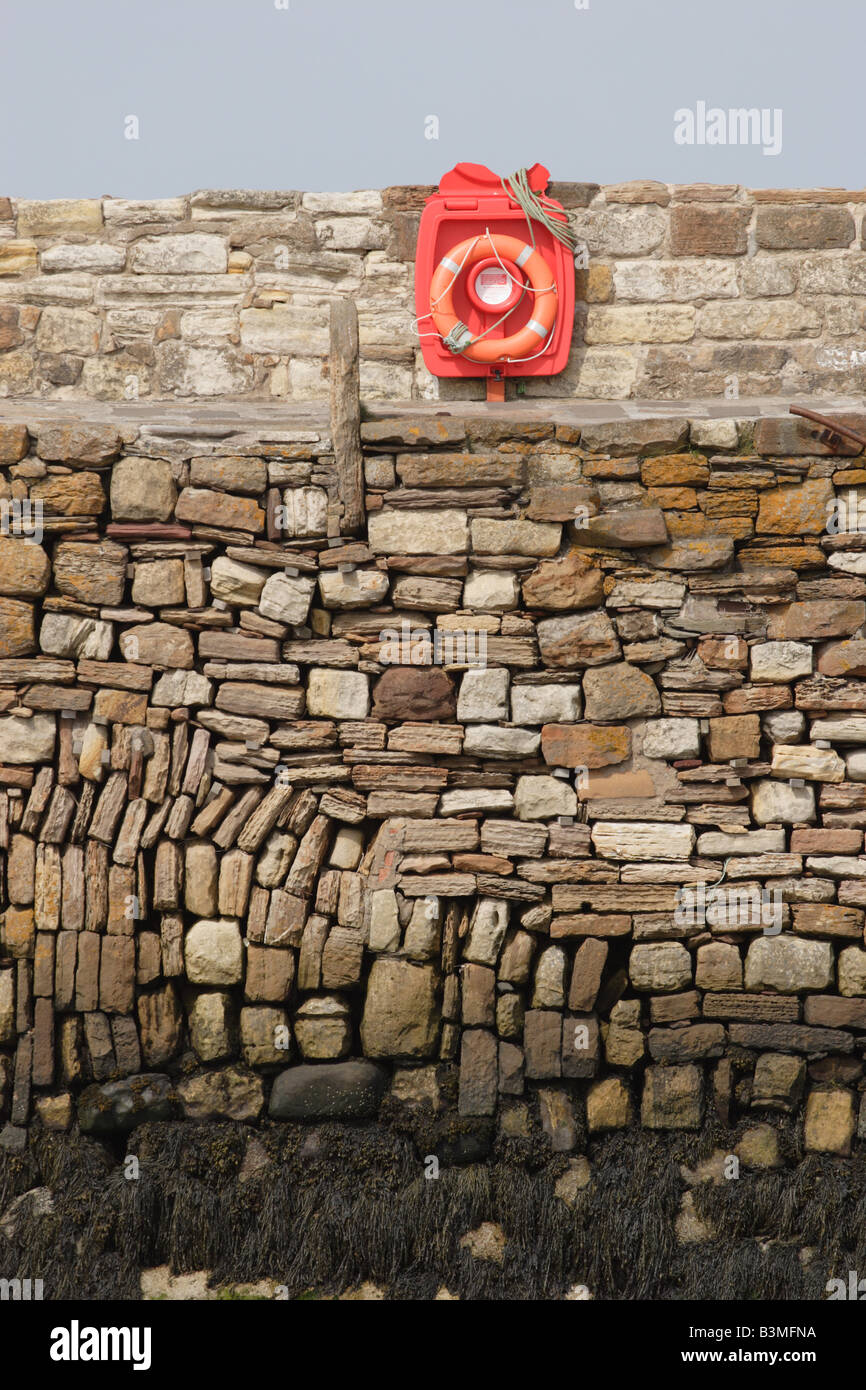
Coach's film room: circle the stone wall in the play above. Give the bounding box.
[1,401,866,1183]
[2,184,866,403]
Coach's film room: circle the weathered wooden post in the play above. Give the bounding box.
[329,298,365,535]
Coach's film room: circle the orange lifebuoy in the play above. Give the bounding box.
[430,232,557,364]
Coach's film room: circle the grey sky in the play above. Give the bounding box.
[2,0,863,196]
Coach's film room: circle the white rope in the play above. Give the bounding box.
[499,317,558,364]
[411,233,482,337]
[485,227,555,295]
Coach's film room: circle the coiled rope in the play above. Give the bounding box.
[500,167,580,253]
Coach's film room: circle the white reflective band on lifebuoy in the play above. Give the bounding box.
[515,245,532,268]
[440,256,461,274]
[527,318,547,337]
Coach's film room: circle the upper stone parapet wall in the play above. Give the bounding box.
[1,183,865,404]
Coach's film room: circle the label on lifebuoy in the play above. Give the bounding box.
[474,268,511,305]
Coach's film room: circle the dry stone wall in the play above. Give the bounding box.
[2,404,866,1167]
[2,184,866,401]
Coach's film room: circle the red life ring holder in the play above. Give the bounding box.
[429,232,557,364]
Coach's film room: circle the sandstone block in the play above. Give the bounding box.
[240,1006,291,1066]
[54,541,127,606]
[470,518,561,557]
[39,613,113,661]
[456,667,508,722]
[0,424,29,463]
[695,942,743,991]
[463,725,540,759]
[532,945,568,1009]
[280,486,328,537]
[458,1029,498,1116]
[189,991,236,1062]
[804,1089,855,1155]
[514,775,577,821]
[0,540,50,599]
[294,997,352,1060]
[750,641,812,682]
[137,984,183,1067]
[707,714,760,761]
[642,1065,703,1129]
[319,568,390,609]
[523,1010,562,1079]
[641,717,700,760]
[462,569,520,611]
[368,889,401,953]
[817,640,866,678]
[522,552,604,610]
[630,942,693,992]
[189,455,267,495]
[569,938,608,1012]
[744,936,833,994]
[757,205,854,250]
[306,668,370,719]
[585,305,695,344]
[258,571,316,624]
[17,199,103,237]
[537,611,621,667]
[771,744,844,782]
[131,233,227,274]
[768,601,865,641]
[582,662,661,719]
[0,713,55,764]
[541,723,630,769]
[579,507,669,547]
[35,307,100,356]
[177,1066,264,1122]
[368,508,468,554]
[109,457,177,524]
[209,556,267,606]
[175,487,264,533]
[670,205,750,256]
[360,958,439,1059]
[838,946,866,997]
[0,599,35,657]
[751,1053,806,1112]
[184,920,244,986]
[757,480,834,536]
[511,683,582,724]
[751,779,816,825]
[465,898,509,966]
[373,666,454,721]
[132,560,185,607]
[587,1076,633,1131]
[120,622,194,670]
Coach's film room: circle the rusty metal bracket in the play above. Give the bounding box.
[789,405,866,454]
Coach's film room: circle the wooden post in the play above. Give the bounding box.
[329,298,365,535]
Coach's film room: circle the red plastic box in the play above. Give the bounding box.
[414,162,575,383]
